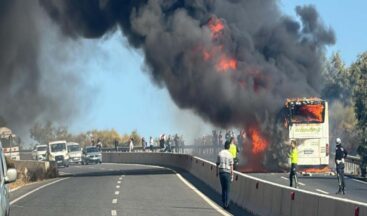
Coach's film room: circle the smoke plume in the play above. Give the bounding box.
[0,0,90,139]
[40,0,334,130]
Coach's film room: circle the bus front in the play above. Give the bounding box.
[286,99,329,168]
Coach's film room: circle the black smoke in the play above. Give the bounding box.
[39,0,335,130]
[0,0,88,139]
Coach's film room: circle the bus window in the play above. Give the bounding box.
[290,103,325,124]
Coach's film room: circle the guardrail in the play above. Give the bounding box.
[344,155,362,175]
[103,152,367,216]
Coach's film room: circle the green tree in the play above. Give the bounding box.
[322,52,352,104]
[30,121,72,144]
[351,52,367,137]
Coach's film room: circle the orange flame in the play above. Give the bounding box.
[208,17,224,38]
[217,56,238,71]
[299,104,324,122]
[301,166,330,173]
[247,126,268,154]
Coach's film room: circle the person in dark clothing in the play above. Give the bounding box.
[335,137,348,194]
[114,139,118,152]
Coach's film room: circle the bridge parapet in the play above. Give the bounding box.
[103,152,367,216]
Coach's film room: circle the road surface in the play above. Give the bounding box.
[10,163,251,216]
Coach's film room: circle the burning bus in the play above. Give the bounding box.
[284,98,329,169]
[0,127,20,160]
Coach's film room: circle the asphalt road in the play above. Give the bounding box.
[10,163,251,216]
[248,172,367,203]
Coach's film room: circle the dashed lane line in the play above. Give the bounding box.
[10,178,70,205]
[117,181,121,184]
[298,182,306,186]
[111,210,117,216]
[112,199,117,204]
[316,189,329,194]
[116,185,120,189]
[281,176,288,180]
[115,191,120,195]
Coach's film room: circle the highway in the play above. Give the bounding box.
[10,163,252,216]
[249,172,367,203]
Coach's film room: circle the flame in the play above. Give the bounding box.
[299,104,324,122]
[217,56,238,71]
[239,123,269,173]
[208,17,224,38]
[247,125,268,154]
[301,166,330,173]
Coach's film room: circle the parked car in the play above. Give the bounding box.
[48,141,69,167]
[0,140,18,216]
[32,145,48,161]
[81,146,102,165]
[67,142,82,164]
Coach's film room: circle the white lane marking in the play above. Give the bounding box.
[175,172,232,216]
[118,177,122,180]
[10,178,69,206]
[112,199,117,204]
[115,191,120,195]
[116,185,120,189]
[316,189,329,194]
[350,178,367,185]
[111,210,117,216]
[117,181,121,184]
[280,176,305,186]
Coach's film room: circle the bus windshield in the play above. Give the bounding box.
[289,103,325,124]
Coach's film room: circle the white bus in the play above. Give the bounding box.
[284,98,329,167]
[0,127,20,160]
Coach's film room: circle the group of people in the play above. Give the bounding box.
[125,134,183,153]
[288,137,348,195]
[216,136,349,210]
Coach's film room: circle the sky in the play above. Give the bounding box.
[69,1,367,143]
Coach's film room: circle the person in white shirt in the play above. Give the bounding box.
[216,140,234,209]
[149,136,154,152]
[129,138,134,152]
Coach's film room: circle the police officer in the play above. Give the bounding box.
[335,137,348,194]
[289,140,298,188]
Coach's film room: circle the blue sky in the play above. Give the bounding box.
[70,1,367,142]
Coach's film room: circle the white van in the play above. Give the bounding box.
[67,142,82,164]
[48,141,69,167]
[32,144,48,161]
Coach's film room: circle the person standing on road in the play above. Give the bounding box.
[289,140,298,188]
[335,137,348,194]
[129,137,134,152]
[229,138,239,170]
[149,136,154,152]
[114,139,118,152]
[216,140,234,209]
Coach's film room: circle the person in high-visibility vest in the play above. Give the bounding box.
[289,140,298,188]
[229,138,239,170]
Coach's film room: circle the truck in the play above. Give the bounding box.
[0,127,20,160]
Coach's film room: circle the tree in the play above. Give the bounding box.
[351,52,367,137]
[321,52,352,104]
[30,121,72,145]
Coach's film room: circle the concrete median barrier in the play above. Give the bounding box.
[103,152,367,216]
